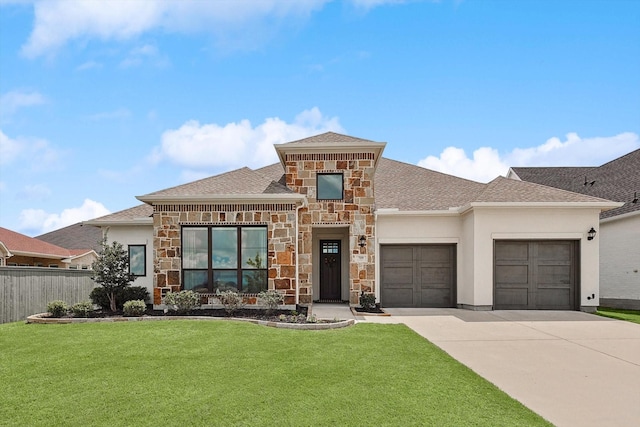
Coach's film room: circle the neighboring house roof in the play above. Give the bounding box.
[0,226,74,260]
[37,222,103,252]
[510,149,640,219]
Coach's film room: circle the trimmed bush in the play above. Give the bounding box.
[123,300,147,317]
[71,301,94,318]
[164,290,200,314]
[47,300,68,318]
[217,290,245,316]
[258,290,284,314]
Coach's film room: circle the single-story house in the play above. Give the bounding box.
[86,132,622,312]
[0,226,97,269]
[507,148,640,309]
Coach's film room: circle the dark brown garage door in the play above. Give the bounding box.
[494,240,578,310]
[380,245,456,308]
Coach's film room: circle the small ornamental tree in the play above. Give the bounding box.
[91,239,135,312]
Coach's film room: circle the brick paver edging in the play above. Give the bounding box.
[26,313,356,330]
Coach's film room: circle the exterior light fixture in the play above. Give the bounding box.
[587,227,597,241]
[358,235,366,248]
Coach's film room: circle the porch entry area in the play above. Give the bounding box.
[313,227,349,303]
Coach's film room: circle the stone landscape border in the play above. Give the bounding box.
[25,313,355,330]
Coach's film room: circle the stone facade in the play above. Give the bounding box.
[152,203,299,305]
[285,153,377,304]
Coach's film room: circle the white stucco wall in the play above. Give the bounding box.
[471,207,601,310]
[104,225,154,296]
[600,212,640,300]
[376,206,603,310]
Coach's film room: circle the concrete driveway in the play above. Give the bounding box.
[364,309,640,427]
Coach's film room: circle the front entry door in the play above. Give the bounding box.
[320,240,341,301]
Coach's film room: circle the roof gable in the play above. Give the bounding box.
[476,176,614,203]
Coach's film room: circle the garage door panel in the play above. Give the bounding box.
[495,242,529,261]
[384,247,414,262]
[494,240,577,310]
[383,266,414,285]
[536,289,572,309]
[538,243,571,261]
[419,246,451,263]
[537,265,571,284]
[421,288,453,308]
[495,289,529,308]
[495,265,529,284]
[382,289,415,307]
[420,266,451,285]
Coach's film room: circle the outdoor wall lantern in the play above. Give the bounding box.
[358,235,367,248]
[587,227,597,241]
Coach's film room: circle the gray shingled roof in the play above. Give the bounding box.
[141,167,294,197]
[36,222,103,252]
[376,158,486,210]
[282,131,380,146]
[475,176,613,203]
[87,204,153,224]
[511,149,639,218]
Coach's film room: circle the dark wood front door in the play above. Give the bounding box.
[320,240,341,301]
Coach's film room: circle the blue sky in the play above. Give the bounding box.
[1,0,639,236]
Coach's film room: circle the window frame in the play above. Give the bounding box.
[181,225,268,294]
[128,244,147,277]
[317,172,344,200]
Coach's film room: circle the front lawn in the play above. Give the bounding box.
[596,307,640,324]
[0,321,550,426]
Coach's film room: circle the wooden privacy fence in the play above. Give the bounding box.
[0,267,95,324]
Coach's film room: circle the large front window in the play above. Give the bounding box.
[182,226,267,293]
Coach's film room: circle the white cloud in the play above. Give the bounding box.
[21,0,331,58]
[418,132,640,183]
[154,107,344,171]
[0,129,62,170]
[0,90,46,117]
[19,198,110,234]
[76,60,102,71]
[119,43,169,68]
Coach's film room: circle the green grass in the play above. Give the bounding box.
[596,307,640,324]
[0,321,550,427]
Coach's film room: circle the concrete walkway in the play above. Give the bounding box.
[362,309,640,427]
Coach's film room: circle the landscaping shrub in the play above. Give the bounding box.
[47,300,68,318]
[360,292,376,311]
[258,290,284,314]
[90,286,150,310]
[217,290,245,315]
[164,290,200,314]
[71,301,94,318]
[123,300,147,317]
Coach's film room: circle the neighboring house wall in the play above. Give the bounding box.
[5,255,67,268]
[599,213,640,308]
[104,225,154,297]
[470,207,601,310]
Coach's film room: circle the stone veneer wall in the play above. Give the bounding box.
[151,203,299,305]
[285,153,376,305]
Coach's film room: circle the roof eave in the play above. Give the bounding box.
[375,208,460,217]
[459,201,624,214]
[274,142,387,169]
[10,250,70,260]
[83,218,153,227]
[136,193,306,205]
